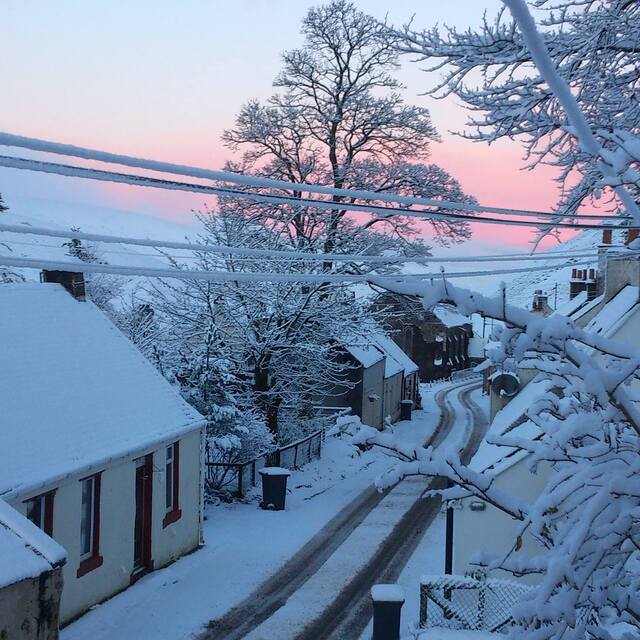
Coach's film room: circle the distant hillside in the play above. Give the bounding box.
[504,230,602,311]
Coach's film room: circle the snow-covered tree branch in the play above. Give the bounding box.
[392,0,640,244]
[359,274,640,639]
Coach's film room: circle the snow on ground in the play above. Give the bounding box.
[470,386,489,424]
[358,511,446,640]
[358,381,483,639]
[245,474,433,640]
[62,398,442,640]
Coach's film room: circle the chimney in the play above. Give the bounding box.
[626,228,640,246]
[585,268,598,301]
[569,269,585,300]
[532,290,551,315]
[40,270,86,300]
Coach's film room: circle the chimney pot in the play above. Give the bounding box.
[40,270,86,300]
[626,228,640,245]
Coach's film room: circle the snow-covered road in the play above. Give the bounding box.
[210,378,485,640]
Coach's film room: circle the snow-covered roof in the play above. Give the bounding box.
[369,334,418,377]
[0,283,205,499]
[584,285,639,337]
[344,342,384,369]
[0,498,66,589]
[432,304,471,328]
[552,290,588,318]
[470,376,552,475]
[569,292,604,323]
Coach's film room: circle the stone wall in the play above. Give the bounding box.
[0,567,63,640]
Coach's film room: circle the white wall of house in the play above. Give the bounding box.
[10,428,203,623]
[361,360,385,429]
[383,371,403,423]
[453,459,551,584]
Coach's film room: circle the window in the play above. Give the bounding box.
[77,473,103,577]
[163,442,181,528]
[24,492,54,536]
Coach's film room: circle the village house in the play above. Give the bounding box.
[373,292,474,382]
[454,228,640,580]
[370,332,421,417]
[323,333,420,429]
[0,277,206,626]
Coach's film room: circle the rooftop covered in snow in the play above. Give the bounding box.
[369,333,418,378]
[0,283,204,500]
[470,376,551,475]
[432,304,471,328]
[0,498,66,589]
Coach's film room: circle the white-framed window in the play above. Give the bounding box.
[166,444,175,511]
[80,476,96,558]
[26,495,46,530]
[163,442,181,528]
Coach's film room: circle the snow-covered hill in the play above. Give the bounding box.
[0,196,203,285]
[502,230,602,311]
[0,194,618,318]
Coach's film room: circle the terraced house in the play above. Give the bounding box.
[0,276,205,627]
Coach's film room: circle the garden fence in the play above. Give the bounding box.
[205,425,328,498]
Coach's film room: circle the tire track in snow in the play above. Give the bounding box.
[200,378,481,640]
[295,379,486,640]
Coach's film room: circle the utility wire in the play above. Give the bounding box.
[0,222,627,264]
[0,254,598,284]
[1,155,638,231]
[0,131,626,222]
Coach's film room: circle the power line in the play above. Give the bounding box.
[0,253,598,283]
[0,130,625,222]
[1,154,638,231]
[0,221,626,264]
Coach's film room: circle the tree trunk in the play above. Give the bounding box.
[255,365,280,435]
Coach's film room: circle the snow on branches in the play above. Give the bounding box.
[363,275,640,639]
[392,0,640,241]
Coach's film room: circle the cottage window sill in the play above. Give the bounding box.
[162,508,181,529]
[77,554,103,578]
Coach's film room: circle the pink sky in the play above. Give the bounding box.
[0,0,573,252]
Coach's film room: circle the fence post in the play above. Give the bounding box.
[371,585,404,640]
[238,464,244,498]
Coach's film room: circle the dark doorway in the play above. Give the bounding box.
[132,454,153,581]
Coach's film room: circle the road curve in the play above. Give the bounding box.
[200,378,484,640]
[294,379,486,640]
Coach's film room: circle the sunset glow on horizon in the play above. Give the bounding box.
[0,0,575,251]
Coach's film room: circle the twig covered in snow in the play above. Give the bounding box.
[362,276,640,640]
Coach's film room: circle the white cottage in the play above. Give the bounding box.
[0,282,206,624]
[370,333,420,421]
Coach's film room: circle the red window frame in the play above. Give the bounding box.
[77,472,103,578]
[163,441,181,528]
[24,491,55,537]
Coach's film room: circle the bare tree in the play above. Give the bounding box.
[223,0,474,261]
